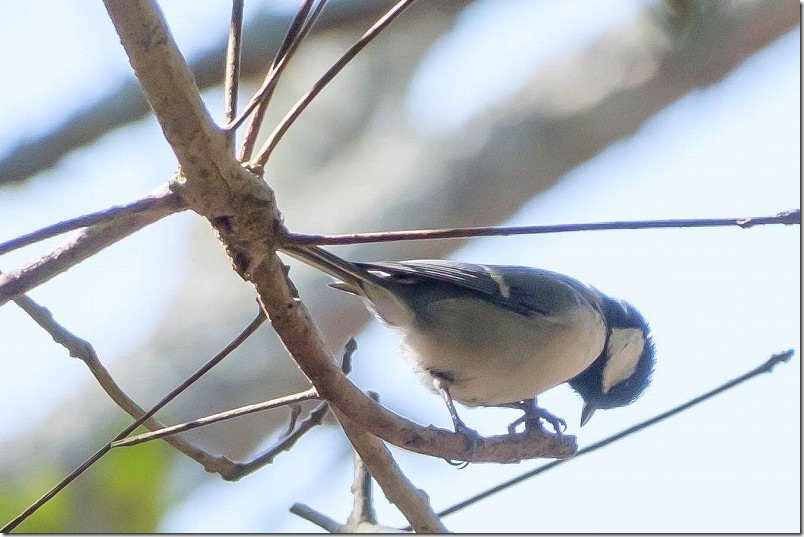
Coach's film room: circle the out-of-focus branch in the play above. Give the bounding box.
[0,0,401,185]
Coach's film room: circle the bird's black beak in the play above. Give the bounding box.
[580,402,597,426]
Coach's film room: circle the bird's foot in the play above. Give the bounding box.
[506,399,567,436]
[446,418,482,468]
[453,419,481,439]
[527,406,567,436]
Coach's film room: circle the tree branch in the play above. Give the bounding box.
[12,291,232,470]
[0,187,184,306]
[222,0,244,149]
[236,0,328,161]
[111,389,319,448]
[335,394,447,533]
[284,209,801,246]
[103,0,575,467]
[289,503,343,533]
[249,0,418,170]
[0,190,187,256]
[1,310,268,532]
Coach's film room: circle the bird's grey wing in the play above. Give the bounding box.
[357,260,597,317]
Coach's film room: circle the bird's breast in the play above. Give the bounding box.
[403,297,606,406]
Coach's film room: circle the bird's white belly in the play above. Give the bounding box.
[402,298,606,406]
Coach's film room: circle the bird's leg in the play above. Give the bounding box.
[429,370,479,438]
[505,398,567,436]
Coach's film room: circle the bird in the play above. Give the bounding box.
[281,245,655,436]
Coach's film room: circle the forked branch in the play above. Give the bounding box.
[103,0,573,466]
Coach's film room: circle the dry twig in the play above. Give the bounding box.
[222,0,244,149]
[2,310,268,533]
[12,290,231,470]
[284,209,801,246]
[0,188,185,306]
[249,0,418,170]
[103,0,573,467]
[236,0,329,160]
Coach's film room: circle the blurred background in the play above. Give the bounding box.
[0,0,799,532]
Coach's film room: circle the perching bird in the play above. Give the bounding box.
[281,245,655,435]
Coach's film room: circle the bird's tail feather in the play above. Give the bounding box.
[279,245,379,290]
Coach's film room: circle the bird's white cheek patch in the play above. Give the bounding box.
[602,328,645,393]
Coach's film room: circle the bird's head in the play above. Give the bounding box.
[570,296,655,426]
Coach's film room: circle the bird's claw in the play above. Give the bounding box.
[534,412,567,435]
[454,421,481,439]
[447,421,481,468]
[507,400,567,437]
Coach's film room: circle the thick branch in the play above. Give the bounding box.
[103,0,574,466]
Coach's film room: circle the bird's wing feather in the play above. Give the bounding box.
[357,260,598,317]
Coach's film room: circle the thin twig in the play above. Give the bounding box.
[289,443,409,533]
[335,407,448,533]
[289,343,446,532]
[250,0,418,170]
[237,0,328,161]
[112,389,319,448]
[219,337,356,480]
[223,0,244,149]
[341,337,357,374]
[231,0,314,134]
[290,503,343,533]
[1,311,267,533]
[426,349,796,525]
[224,401,329,481]
[283,404,304,437]
[0,188,185,306]
[0,190,186,256]
[113,337,359,450]
[11,292,230,470]
[347,394,379,528]
[283,209,802,246]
